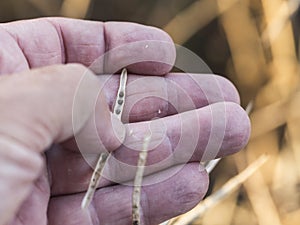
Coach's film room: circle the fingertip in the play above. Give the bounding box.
[192,102,250,161]
[145,163,209,224]
[222,102,251,155]
[104,22,176,75]
[190,74,241,105]
[125,25,176,75]
[216,75,241,104]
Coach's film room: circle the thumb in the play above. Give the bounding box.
[0,64,124,224]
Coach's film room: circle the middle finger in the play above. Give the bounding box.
[99,72,240,123]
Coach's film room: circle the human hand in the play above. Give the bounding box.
[0,18,250,225]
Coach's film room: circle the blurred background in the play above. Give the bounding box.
[1,0,300,225]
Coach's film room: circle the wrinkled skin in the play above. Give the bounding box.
[0,18,251,225]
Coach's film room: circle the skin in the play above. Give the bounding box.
[0,18,251,225]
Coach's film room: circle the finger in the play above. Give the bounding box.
[99,73,240,122]
[48,163,208,225]
[0,18,175,75]
[48,102,250,195]
[111,102,250,167]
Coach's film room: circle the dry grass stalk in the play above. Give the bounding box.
[164,0,241,44]
[60,0,91,18]
[282,208,300,225]
[200,187,238,225]
[217,0,299,223]
[262,0,300,45]
[286,118,300,180]
[167,155,269,225]
[250,99,287,139]
[272,146,300,215]
[238,1,300,223]
[217,0,266,104]
[81,68,128,209]
[235,149,283,225]
[132,136,151,225]
[26,0,59,15]
[257,0,299,106]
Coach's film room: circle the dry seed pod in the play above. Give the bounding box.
[81,68,128,209]
[132,136,151,225]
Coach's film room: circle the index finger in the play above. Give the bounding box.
[0,18,175,75]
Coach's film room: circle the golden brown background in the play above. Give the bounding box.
[1,0,300,224]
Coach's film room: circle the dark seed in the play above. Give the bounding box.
[119,91,124,97]
[118,99,124,105]
[115,109,121,114]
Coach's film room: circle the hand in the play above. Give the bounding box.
[0,18,250,225]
